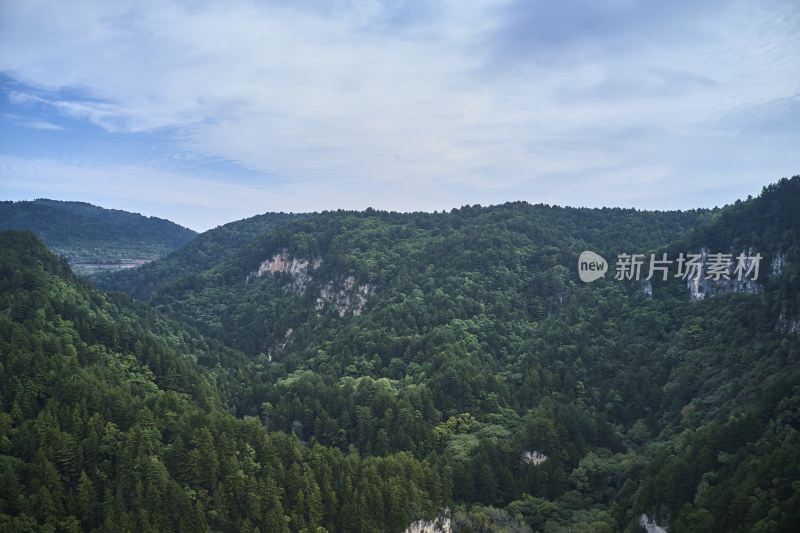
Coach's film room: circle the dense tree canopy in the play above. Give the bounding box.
[0,199,197,274]
[2,175,799,532]
[91,211,305,300]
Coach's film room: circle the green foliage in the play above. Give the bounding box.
[92,211,305,300]
[0,199,197,274]
[2,175,799,531]
[0,230,442,532]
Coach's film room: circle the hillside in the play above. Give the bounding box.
[0,199,197,275]
[91,211,306,300]
[0,230,444,532]
[1,176,799,532]
[136,178,799,531]
[147,202,710,360]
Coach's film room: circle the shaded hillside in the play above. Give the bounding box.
[680,176,800,321]
[623,176,800,530]
[0,230,444,532]
[2,176,798,532]
[133,179,799,531]
[0,199,196,274]
[91,211,305,300]
[148,202,709,358]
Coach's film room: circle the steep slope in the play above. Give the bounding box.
[149,203,709,357]
[619,176,800,531]
[0,199,197,274]
[0,230,444,532]
[680,176,800,321]
[4,176,798,532]
[91,211,305,300]
[134,180,799,531]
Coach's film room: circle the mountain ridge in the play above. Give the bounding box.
[90,211,306,300]
[1,176,798,532]
[0,199,197,275]
[0,229,445,532]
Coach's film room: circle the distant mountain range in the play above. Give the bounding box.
[90,211,306,300]
[0,199,197,274]
[1,176,798,532]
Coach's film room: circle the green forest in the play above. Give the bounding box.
[1,176,799,532]
[0,200,198,274]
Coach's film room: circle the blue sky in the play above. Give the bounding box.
[1,0,798,231]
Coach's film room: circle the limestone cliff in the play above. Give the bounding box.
[684,248,764,301]
[248,249,322,292]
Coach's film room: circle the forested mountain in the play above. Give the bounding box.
[0,200,197,274]
[1,176,799,532]
[145,202,711,359]
[0,230,444,532]
[91,212,305,301]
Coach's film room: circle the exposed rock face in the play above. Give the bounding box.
[522,450,548,465]
[255,251,308,276]
[778,311,800,334]
[685,248,762,301]
[250,250,375,317]
[638,514,667,533]
[316,276,374,317]
[268,328,293,360]
[771,251,784,276]
[678,248,800,333]
[404,511,451,533]
[641,280,653,299]
[249,249,322,292]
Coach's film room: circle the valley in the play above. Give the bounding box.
[1,177,798,532]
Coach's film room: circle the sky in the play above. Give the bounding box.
[1,0,798,232]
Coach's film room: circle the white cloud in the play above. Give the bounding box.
[1,0,798,218]
[0,154,295,230]
[27,120,64,131]
[2,111,65,131]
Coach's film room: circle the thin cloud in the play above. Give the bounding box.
[27,120,64,131]
[2,112,65,131]
[0,0,798,219]
[0,154,297,230]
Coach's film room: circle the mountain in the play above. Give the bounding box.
[134,177,799,531]
[0,230,443,532]
[0,199,197,275]
[1,176,799,532]
[91,211,306,300]
[145,202,711,359]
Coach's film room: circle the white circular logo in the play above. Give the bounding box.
[578,251,607,282]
